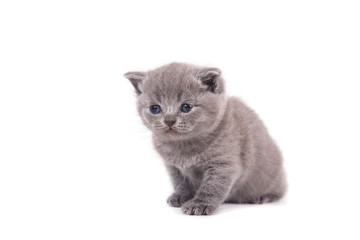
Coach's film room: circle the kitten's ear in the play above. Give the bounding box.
[196,68,222,94]
[124,71,146,95]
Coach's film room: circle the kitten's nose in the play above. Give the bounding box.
[164,117,176,127]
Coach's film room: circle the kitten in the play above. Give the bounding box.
[124,63,286,215]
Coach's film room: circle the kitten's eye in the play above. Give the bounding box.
[150,105,162,114]
[181,104,192,113]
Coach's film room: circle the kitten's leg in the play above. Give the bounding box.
[166,166,195,207]
[181,163,236,215]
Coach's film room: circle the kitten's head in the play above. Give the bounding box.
[124,63,227,140]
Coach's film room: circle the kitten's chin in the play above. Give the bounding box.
[165,128,178,134]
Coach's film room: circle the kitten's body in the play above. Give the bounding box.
[125,63,286,215]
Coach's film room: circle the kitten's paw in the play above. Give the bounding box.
[167,193,192,208]
[247,194,280,204]
[181,199,217,215]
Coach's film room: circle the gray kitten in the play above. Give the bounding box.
[124,63,286,215]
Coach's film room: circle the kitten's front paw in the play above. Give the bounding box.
[167,193,192,208]
[181,199,218,215]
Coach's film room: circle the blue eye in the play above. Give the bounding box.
[150,105,161,114]
[181,104,192,113]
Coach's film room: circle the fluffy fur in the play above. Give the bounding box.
[125,63,286,215]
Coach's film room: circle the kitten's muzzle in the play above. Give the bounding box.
[164,120,176,127]
[164,116,176,127]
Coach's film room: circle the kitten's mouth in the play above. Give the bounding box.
[166,128,177,133]
[166,126,187,135]
[162,126,190,136]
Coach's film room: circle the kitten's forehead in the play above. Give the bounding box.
[143,63,203,102]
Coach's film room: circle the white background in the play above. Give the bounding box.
[1,0,359,239]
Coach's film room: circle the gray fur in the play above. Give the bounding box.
[124,63,287,215]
